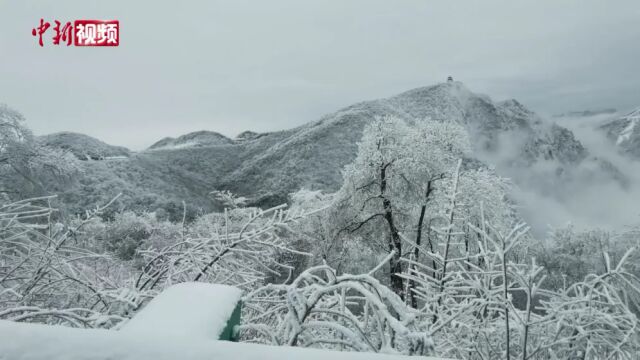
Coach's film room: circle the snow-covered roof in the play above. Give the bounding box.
[121,282,242,340]
[0,320,448,360]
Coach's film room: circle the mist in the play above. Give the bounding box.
[483,111,640,237]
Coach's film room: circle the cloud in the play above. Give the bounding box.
[484,113,640,236]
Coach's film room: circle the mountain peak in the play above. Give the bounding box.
[148,130,234,150]
[395,80,472,99]
[236,130,267,141]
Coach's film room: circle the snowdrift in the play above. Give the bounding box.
[0,320,448,360]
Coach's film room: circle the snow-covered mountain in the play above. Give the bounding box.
[216,81,622,204]
[600,108,640,159]
[148,130,235,150]
[38,132,130,160]
[45,82,627,223]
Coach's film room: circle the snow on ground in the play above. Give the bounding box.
[0,320,449,360]
[121,282,242,340]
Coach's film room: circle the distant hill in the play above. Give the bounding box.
[235,131,266,141]
[148,131,234,150]
[38,132,130,160]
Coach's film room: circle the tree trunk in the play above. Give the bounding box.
[409,204,426,308]
[409,179,435,308]
[438,160,462,305]
[380,163,404,300]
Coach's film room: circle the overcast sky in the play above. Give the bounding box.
[1,1,639,150]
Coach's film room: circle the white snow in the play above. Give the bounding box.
[0,320,449,360]
[121,282,242,340]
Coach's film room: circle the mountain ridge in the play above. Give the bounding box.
[37,132,131,160]
[39,82,629,222]
[148,130,235,150]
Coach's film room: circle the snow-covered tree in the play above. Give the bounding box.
[210,190,249,209]
[0,105,79,200]
[135,203,313,293]
[400,211,640,359]
[0,195,132,328]
[239,253,435,356]
[287,188,382,274]
[0,194,321,330]
[333,116,514,301]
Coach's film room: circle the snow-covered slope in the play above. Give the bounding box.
[600,108,640,159]
[38,132,131,160]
